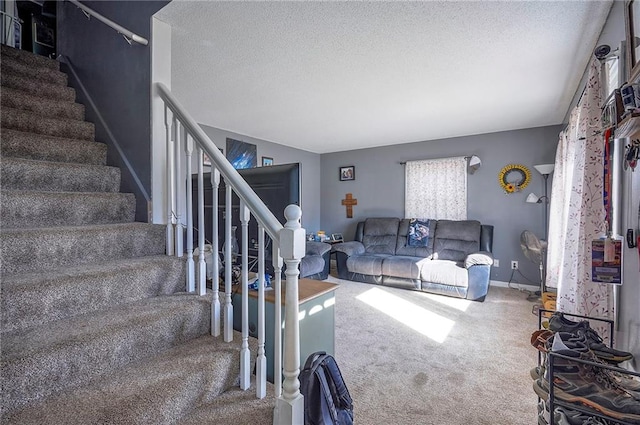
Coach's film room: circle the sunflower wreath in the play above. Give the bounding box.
[498,164,531,194]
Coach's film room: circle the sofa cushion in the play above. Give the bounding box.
[382,255,430,280]
[432,220,481,261]
[362,218,400,255]
[464,251,493,268]
[306,241,332,257]
[395,219,436,258]
[420,260,469,288]
[347,254,389,276]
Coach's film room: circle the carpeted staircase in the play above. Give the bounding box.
[0,44,273,424]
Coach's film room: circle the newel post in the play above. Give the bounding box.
[273,205,305,425]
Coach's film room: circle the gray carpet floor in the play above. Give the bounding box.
[324,270,538,425]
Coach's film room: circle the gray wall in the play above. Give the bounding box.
[320,125,562,285]
[199,125,322,233]
[57,1,169,222]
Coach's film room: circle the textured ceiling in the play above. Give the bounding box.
[156,1,612,154]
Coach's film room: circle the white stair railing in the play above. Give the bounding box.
[0,10,22,48]
[155,83,304,424]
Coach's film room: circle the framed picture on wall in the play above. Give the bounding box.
[226,138,257,169]
[339,166,355,181]
[331,233,344,242]
[262,156,274,166]
[33,21,54,48]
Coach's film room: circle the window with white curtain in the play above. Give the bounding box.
[405,157,467,220]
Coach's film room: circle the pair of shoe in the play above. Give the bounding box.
[538,400,623,425]
[548,312,633,364]
[532,332,640,424]
[530,331,640,396]
[554,406,622,425]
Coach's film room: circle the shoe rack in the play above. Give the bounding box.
[535,310,640,425]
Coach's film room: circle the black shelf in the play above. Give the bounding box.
[535,310,638,425]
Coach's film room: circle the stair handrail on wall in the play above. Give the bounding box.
[66,0,148,46]
[155,82,305,424]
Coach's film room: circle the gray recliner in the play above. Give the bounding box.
[299,241,332,280]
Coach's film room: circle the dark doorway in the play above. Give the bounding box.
[15,1,56,57]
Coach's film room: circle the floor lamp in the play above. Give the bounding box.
[526,164,555,239]
[526,163,554,293]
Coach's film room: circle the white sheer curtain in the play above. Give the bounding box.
[546,57,613,337]
[405,157,467,220]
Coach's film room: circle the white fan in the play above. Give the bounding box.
[520,230,547,295]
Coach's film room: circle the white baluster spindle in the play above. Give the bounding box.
[256,225,267,399]
[211,168,221,337]
[174,120,184,258]
[164,106,175,256]
[239,200,251,390]
[185,132,195,292]
[224,181,234,342]
[197,147,206,296]
[272,243,284,398]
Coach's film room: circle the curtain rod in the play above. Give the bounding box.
[399,155,471,165]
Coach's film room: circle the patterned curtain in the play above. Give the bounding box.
[546,57,613,338]
[405,157,467,220]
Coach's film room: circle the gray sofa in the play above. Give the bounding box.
[333,218,494,301]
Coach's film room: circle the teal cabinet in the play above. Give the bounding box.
[232,279,337,383]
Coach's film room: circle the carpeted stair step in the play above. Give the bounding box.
[1,43,60,71]
[1,107,94,140]
[1,190,136,228]
[1,73,76,103]
[1,157,119,192]
[3,335,239,425]
[178,380,276,425]
[1,256,187,334]
[0,129,107,165]
[0,55,68,86]
[0,222,166,276]
[1,87,84,121]
[1,293,212,414]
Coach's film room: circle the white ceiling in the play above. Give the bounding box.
[156,0,612,154]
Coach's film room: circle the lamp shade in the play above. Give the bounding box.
[534,164,555,175]
[468,155,481,174]
[526,193,540,203]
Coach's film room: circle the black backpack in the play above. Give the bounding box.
[299,351,354,425]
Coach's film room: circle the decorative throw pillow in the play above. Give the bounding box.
[408,219,430,247]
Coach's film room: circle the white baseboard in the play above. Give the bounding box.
[490,280,538,291]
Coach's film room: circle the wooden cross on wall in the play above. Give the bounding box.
[341,193,358,218]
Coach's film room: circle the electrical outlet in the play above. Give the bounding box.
[511,260,519,270]
[493,259,499,267]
